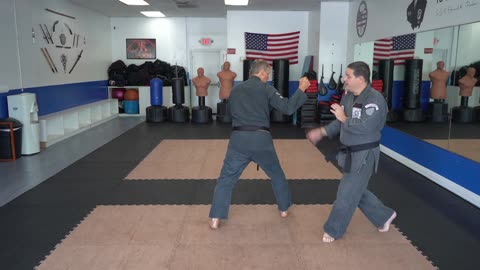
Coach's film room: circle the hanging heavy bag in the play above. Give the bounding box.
[318,64,328,96]
[328,64,337,90]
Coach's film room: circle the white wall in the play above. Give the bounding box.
[110,17,228,72]
[109,17,228,108]
[226,11,310,80]
[13,0,112,88]
[319,1,349,79]
[307,9,320,72]
[186,17,227,76]
[111,17,188,68]
[186,17,227,52]
[0,0,23,92]
[353,41,374,68]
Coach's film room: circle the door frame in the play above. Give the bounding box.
[190,49,224,111]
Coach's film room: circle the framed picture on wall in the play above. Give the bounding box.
[126,38,156,59]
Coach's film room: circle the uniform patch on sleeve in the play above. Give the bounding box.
[365,103,379,116]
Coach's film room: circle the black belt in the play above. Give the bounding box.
[233,125,270,132]
[326,141,380,173]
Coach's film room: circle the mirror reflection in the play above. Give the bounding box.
[354,21,480,163]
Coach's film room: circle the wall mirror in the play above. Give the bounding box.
[353,21,480,163]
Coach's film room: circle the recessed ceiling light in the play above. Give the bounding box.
[118,0,149,6]
[140,11,166,17]
[224,0,249,6]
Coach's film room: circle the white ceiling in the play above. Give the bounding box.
[69,0,344,18]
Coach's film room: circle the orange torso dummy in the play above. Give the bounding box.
[217,62,237,100]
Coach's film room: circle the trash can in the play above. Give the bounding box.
[0,118,23,161]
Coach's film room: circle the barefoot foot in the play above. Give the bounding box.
[322,232,335,243]
[209,218,220,230]
[378,211,397,232]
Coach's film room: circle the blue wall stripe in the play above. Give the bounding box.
[0,80,108,118]
[381,126,480,195]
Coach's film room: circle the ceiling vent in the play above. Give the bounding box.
[172,0,197,8]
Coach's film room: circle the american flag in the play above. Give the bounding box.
[373,33,416,66]
[245,31,300,65]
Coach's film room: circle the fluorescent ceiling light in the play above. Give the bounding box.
[141,11,166,17]
[225,0,249,6]
[118,0,149,6]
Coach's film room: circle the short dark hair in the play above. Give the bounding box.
[347,61,371,84]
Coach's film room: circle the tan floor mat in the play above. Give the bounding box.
[36,205,435,270]
[425,139,480,163]
[126,139,342,180]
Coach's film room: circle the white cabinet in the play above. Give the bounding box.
[39,99,119,148]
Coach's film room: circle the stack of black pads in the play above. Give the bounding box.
[107,59,188,87]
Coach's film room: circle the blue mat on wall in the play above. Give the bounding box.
[0,80,108,118]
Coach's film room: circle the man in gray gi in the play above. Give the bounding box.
[209,59,311,229]
[306,61,396,243]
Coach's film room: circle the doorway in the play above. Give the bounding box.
[190,50,223,113]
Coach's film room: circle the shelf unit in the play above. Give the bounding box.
[108,86,182,116]
[39,99,119,148]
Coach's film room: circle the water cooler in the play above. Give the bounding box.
[7,93,40,155]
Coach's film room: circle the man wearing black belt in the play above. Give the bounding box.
[306,61,396,243]
[209,59,310,229]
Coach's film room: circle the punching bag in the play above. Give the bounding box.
[379,59,394,108]
[271,59,290,122]
[403,59,425,122]
[243,59,254,81]
[404,59,422,109]
[147,78,167,123]
[168,78,189,122]
[172,78,185,105]
[272,59,289,97]
[150,78,163,106]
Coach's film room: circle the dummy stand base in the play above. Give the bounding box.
[452,106,473,123]
[146,106,168,123]
[474,106,480,122]
[403,108,425,122]
[192,106,212,124]
[427,102,448,123]
[168,105,190,123]
[216,101,231,123]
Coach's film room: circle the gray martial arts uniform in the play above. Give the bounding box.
[209,76,307,219]
[323,85,394,239]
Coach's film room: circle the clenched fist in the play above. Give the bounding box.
[298,77,311,92]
